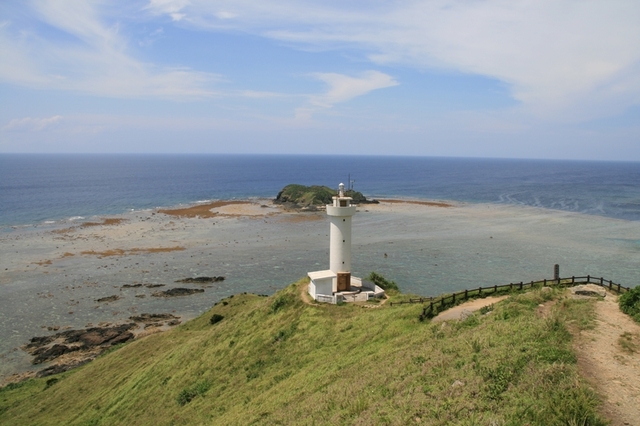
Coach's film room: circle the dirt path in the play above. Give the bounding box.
[431,296,510,322]
[575,294,640,426]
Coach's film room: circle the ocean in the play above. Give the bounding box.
[2,154,640,380]
[2,154,640,227]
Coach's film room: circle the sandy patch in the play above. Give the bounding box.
[380,199,454,208]
[275,213,324,223]
[431,296,509,322]
[213,203,279,217]
[574,295,640,426]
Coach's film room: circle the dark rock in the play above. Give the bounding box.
[129,313,179,323]
[122,283,143,288]
[144,284,165,288]
[36,359,92,378]
[96,295,120,303]
[151,288,205,297]
[24,323,137,365]
[32,344,80,365]
[175,276,225,283]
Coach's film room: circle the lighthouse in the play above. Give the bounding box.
[307,183,385,303]
[327,183,356,291]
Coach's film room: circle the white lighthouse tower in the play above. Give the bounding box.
[327,183,355,292]
[308,183,385,303]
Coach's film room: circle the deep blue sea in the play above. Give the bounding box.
[1,154,640,227]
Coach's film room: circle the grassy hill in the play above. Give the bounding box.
[0,280,605,425]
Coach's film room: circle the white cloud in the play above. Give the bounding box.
[0,1,219,99]
[3,115,63,131]
[145,0,640,121]
[295,71,398,119]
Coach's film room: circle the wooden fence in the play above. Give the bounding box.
[388,275,631,321]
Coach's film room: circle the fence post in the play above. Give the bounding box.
[479,287,482,295]
[554,264,560,282]
[452,293,456,304]
[600,277,603,286]
[544,278,547,286]
[520,281,523,290]
[587,275,590,282]
[494,284,497,293]
[572,276,575,284]
[465,289,468,299]
[609,280,612,290]
[617,283,621,292]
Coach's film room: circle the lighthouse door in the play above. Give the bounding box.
[337,272,350,292]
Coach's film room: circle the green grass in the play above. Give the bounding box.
[619,285,640,323]
[0,281,606,425]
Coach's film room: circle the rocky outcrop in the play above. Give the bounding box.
[152,288,205,297]
[22,314,182,377]
[176,276,225,283]
[23,323,137,365]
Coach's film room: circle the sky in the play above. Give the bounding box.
[0,1,639,160]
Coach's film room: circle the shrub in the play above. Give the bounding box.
[365,272,399,292]
[619,286,640,323]
[210,314,224,325]
[177,380,211,406]
[270,294,291,314]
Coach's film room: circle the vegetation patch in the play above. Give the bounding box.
[209,314,224,325]
[274,184,375,208]
[366,271,399,293]
[177,380,211,406]
[619,286,640,323]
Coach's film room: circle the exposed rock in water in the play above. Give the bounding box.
[122,283,143,288]
[144,284,165,288]
[175,276,225,283]
[96,295,120,303]
[152,288,205,297]
[129,313,180,324]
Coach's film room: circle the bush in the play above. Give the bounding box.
[210,314,224,325]
[366,272,399,292]
[177,380,211,406]
[619,286,640,323]
[270,294,291,314]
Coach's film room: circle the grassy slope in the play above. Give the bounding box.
[0,281,605,426]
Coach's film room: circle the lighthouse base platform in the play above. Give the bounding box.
[307,270,385,304]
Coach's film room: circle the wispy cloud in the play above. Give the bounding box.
[295,71,398,119]
[145,0,640,121]
[0,1,219,99]
[3,115,63,132]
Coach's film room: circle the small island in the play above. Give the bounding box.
[274,184,378,210]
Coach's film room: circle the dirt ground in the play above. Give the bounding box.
[574,294,640,426]
[431,296,510,322]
